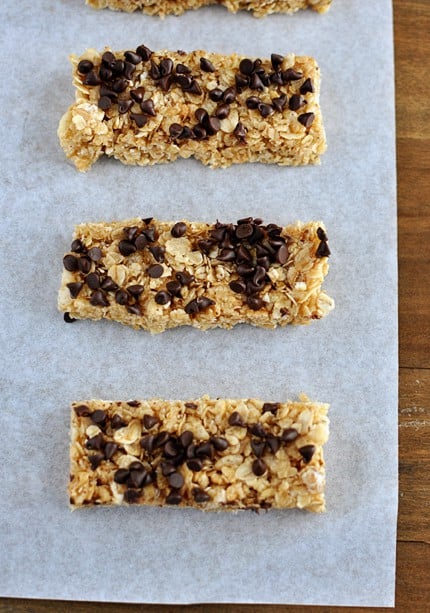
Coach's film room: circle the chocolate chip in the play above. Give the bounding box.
[247,296,264,310]
[271,53,284,70]
[118,99,133,114]
[83,70,101,86]
[149,60,161,80]
[267,436,281,454]
[99,66,113,82]
[111,414,126,429]
[186,444,197,459]
[77,59,94,74]
[63,254,78,272]
[236,223,254,239]
[124,489,141,503]
[90,290,109,307]
[64,312,76,323]
[143,414,159,430]
[171,221,187,237]
[126,304,141,316]
[88,247,102,262]
[257,256,270,270]
[102,51,115,66]
[251,440,266,458]
[218,248,236,262]
[140,434,155,452]
[143,226,156,242]
[71,239,84,253]
[250,423,266,438]
[250,73,265,91]
[281,428,299,443]
[67,282,83,298]
[112,77,128,93]
[125,50,142,65]
[193,488,211,503]
[89,453,104,470]
[155,291,170,305]
[215,103,230,119]
[175,74,192,90]
[206,116,221,133]
[228,411,246,427]
[262,402,279,414]
[164,439,180,459]
[166,492,182,505]
[134,234,147,251]
[166,280,182,297]
[127,284,144,297]
[130,87,145,103]
[160,58,173,76]
[74,404,90,417]
[85,272,100,290]
[258,103,274,118]
[91,409,107,425]
[180,430,193,448]
[234,122,247,142]
[299,444,316,463]
[187,80,202,95]
[229,279,246,294]
[111,59,124,76]
[184,296,215,314]
[209,87,223,102]
[115,289,129,305]
[246,96,261,110]
[239,58,254,75]
[194,108,207,125]
[114,468,130,484]
[237,263,254,277]
[86,433,104,451]
[186,458,203,472]
[104,442,118,460]
[147,264,163,278]
[154,431,169,447]
[176,63,191,74]
[222,87,236,104]
[270,71,284,85]
[252,458,267,476]
[169,123,183,139]
[300,78,314,95]
[282,68,303,82]
[176,271,194,286]
[298,112,315,128]
[101,277,118,292]
[317,227,328,241]
[316,240,331,258]
[235,74,249,91]
[276,244,289,264]
[200,57,215,72]
[289,94,306,111]
[210,437,228,452]
[130,113,148,128]
[273,95,288,112]
[136,44,152,61]
[161,461,176,476]
[193,125,207,140]
[196,442,214,459]
[140,99,156,116]
[168,472,184,489]
[129,466,148,488]
[127,400,141,407]
[149,245,165,263]
[158,75,172,92]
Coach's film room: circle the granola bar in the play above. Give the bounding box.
[58,47,326,172]
[85,0,332,18]
[58,217,334,332]
[69,395,329,512]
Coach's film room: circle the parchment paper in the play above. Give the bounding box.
[0,0,397,606]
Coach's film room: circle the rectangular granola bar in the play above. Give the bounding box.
[58,47,326,171]
[69,395,329,512]
[58,217,334,332]
[85,0,332,17]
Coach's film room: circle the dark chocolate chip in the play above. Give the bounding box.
[171,221,187,237]
[126,304,141,316]
[118,99,133,114]
[112,77,128,93]
[257,256,270,270]
[168,472,184,489]
[130,113,148,128]
[91,409,107,425]
[316,240,331,258]
[282,68,303,82]
[111,60,125,76]
[236,223,254,239]
[176,63,191,74]
[289,94,306,111]
[147,264,163,278]
[164,439,180,458]
[115,289,129,305]
[222,87,236,104]
[89,453,104,470]
[118,240,136,257]
[160,58,174,76]
[267,436,281,454]
[187,80,202,95]
[239,58,254,75]
[246,96,261,110]
[130,87,145,103]
[149,60,161,80]
[125,50,142,65]
[193,125,207,140]
[77,59,94,74]
[179,126,193,140]
[229,279,247,294]
[111,414,126,429]
[273,95,288,112]
[218,248,236,262]
[99,66,113,82]
[74,404,90,417]
[237,263,255,277]
[71,239,84,253]
[235,73,249,91]
[64,312,76,323]
[140,99,156,116]
[211,437,228,452]
[276,244,289,264]
[90,290,109,307]
[128,467,148,488]
[136,44,152,61]
[140,434,155,452]
[281,428,299,443]
[63,254,79,272]
[247,295,264,310]
[298,112,315,128]
[195,442,214,459]
[149,245,165,262]
[101,276,118,292]
[234,122,247,142]
[186,458,203,472]
[271,53,284,70]
[135,234,148,250]
[195,108,208,124]
[179,430,193,448]
[127,400,141,407]
[127,284,144,297]
[102,51,115,66]
[67,282,84,298]
[154,431,169,448]
[143,415,159,430]
[228,411,246,427]
[300,78,314,95]
[262,402,279,414]
[251,440,266,458]
[114,468,130,484]
[250,73,265,91]
[258,103,274,118]
[124,489,141,503]
[161,461,176,477]
[186,444,197,459]
[175,73,192,90]
[252,458,267,476]
[86,433,104,451]
[83,70,101,86]
[143,226,156,242]
[166,280,182,297]
[169,123,183,139]
[209,87,223,102]
[270,71,284,85]
[317,227,328,241]
[155,291,170,305]
[104,442,118,460]
[85,272,100,290]
[215,103,230,119]
[176,271,194,286]
[193,488,211,503]
[158,75,172,92]
[200,57,215,72]
[250,423,267,438]
[299,444,317,463]
[166,492,182,505]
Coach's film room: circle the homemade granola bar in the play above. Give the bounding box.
[58,217,334,332]
[69,395,329,512]
[58,46,326,171]
[85,0,332,17]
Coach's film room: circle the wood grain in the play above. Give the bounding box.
[2,1,430,611]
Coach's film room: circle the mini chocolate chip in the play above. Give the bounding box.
[166,280,182,297]
[317,227,328,241]
[148,246,164,264]
[282,68,303,82]
[124,489,140,503]
[67,282,83,298]
[222,87,236,104]
[184,296,214,314]
[200,57,215,72]
[134,234,148,250]
[127,284,144,297]
[209,87,223,102]
[228,411,246,427]
[252,458,267,476]
[64,312,76,323]
[237,263,255,277]
[229,279,247,294]
[246,96,261,110]
[147,264,163,278]
[180,431,193,448]
[127,400,141,407]
[136,44,152,61]
[129,468,148,488]
[140,99,156,116]
[195,108,208,124]
[88,247,102,262]
[101,276,118,292]
[160,58,173,76]
[130,87,145,103]
[299,444,317,463]
[211,437,228,452]
[273,95,288,112]
[186,444,197,459]
[218,248,236,262]
[281,428,299,443]
[186,458,203,472]
[270,71,284,85]
[149,60,161,80]
[112,77,128,93]
[175,74,192,90]
[158,75,172,92]
[276,244,289,264]
[234,122,247,142]
[267,436,281,454]
[257,256,270,270]
[89,453,104,470]
[166,492,182,505]
[193,125,207,140]
[161,461,176,476]
[143,414,159,430]
[271,53,284,70]
[77,59,94,74]
[111,59,125,76]
[215,103,230,119]
[130,113,148,128]
[258,103,274,118]
[164,439,180,459]
[99,66,113,82]
[176,271,194,286]
[114,468,130,484]
[249,422,267,438]
[74,404,90,417]
[247,296,264,310]
[143,226,156,242]
[115,289,129,305]
[104,442,118,460]
[298,112,315,128]
[169,123,183,139]
[316,240,331,258]
[179,126,193,140]
[140,434,155,452]
[250,73,265,91]
[239,58,254,75]
[118,240,136,256]
[171,221,187,237]
[71,239,84,253]
[251,440,266,458]
[187,80,202,95]
[193,488,211,503]
[83,70,101,86]
[118,99,133,114]
[63,254,78,272]
[111,414,126,429]
[154,431,169,447]
[289,94,306,111]
[168,472,184,489]
[196,442,214,459]
[125,50,142,65]
[236,223,254,239]
[155,291,170,305]
[85,273,100,290]
[90,290,109,307]
[91,409,107,425]
[126,304,141,316]
[235,74,249,91]
[86,433,104,451]
[176,63,191,74]
[300,78,314,95]
[262,402,279,414]
[102,51,115,66]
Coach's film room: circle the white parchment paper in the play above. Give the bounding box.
[0,0,397,606]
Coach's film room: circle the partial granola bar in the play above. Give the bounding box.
[85,0,332,18]
[58,47,326,171]
[69,395,329,512]
[58,217,334,332]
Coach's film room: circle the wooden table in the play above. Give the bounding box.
[2,1,429,611]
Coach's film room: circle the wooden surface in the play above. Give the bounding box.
[2,1,429,611]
